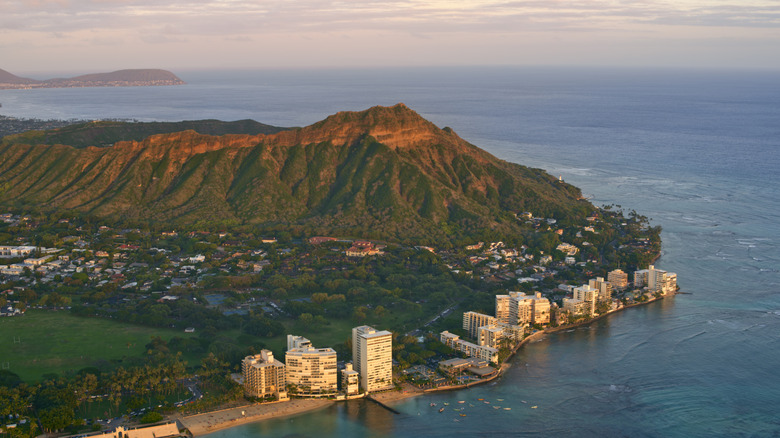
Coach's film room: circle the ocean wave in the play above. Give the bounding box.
[608,384,632,393]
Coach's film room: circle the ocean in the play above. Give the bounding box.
[2,66,779,437]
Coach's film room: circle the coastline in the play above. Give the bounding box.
[174,399,331,437]
[175,293,672,436]
[369,383,425,405]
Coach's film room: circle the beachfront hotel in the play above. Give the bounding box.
[440,331,499,363]
[352,325,394,392]
[242,350,288,400]
[285,335,338,397]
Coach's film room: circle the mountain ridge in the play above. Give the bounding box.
[0,104,591,244]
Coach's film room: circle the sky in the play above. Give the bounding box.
[2,0,779,75]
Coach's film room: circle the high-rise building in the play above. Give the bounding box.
[505,291,550,326]
[242,350,287,400]
[352,325,394,392]
[573,284,598,315]
[608,269,628,290]
[634,268,649,288]
[285,335,338,397]
[463,311,497,339]
[478,325,504,349]
[495,294,511,323]
[528,292,551,325]
[507,292,533,326]
[635,265,677,295]
[647,265,677,295]
[588,277,613,301]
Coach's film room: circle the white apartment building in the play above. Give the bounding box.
[608,269,629,290]
[352,325,394,392]
[588,277,613,301]
[495,295,511,323]
[573,284,598,315]
[508,292,533,326]
[502,292,551,326]
[528,292,551,325]
[463,311,497,339]
[440,331,499,363]
[648,265,677,295]
[285,338,338,397]
[242,350,287,400]
[287,334,313,351]
[341,363,360,396]
[496,322,525,343]
[562,298,591,317]
[478,325,504,349]
[635,265,677,295]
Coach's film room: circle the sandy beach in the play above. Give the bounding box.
[175,399,332,436]
[174,385,424,436]
[369,383,425,405]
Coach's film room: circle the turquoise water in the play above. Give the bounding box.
[2,67,779,436]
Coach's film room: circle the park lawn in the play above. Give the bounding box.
[0,310,195,382]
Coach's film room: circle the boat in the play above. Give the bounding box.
[504,407,511,411]
[477,398,484,401]
[439,407,445,413]
[458,400,465,404]
[460,413,467,417]
[521,400,527,404]
[430,402,437,407]
[497,399,504,402]
[531,406,538,409]
[443,402,449,406]
[493,406,500,410]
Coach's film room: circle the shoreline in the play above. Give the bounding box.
[174,399,332,437]
[175,293,672,436]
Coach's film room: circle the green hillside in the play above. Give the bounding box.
[1,119,287,148]
[0,104,592,244]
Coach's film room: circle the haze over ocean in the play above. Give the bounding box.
[2,66,779,436]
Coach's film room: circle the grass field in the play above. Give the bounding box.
[0,308,421,383]
[0,310,195,382]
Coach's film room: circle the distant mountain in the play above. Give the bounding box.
[0,68,38,85]
[0,68,185,89]
[0,104,591,244]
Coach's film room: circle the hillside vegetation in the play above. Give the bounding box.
[0,104,592,244]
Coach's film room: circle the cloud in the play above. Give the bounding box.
[3,0,779,39]
[2,0,779,71]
